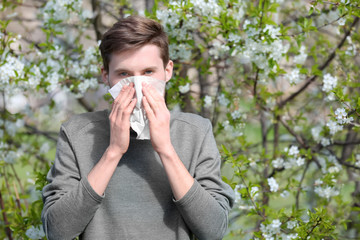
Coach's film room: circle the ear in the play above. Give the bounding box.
[165,60,173,82]
[101,67,109,85]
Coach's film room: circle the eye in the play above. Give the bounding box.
[118,72,128,77]
[144,70,153,75]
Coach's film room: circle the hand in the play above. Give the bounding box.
[142,82,172,154]
[108,83,137,156]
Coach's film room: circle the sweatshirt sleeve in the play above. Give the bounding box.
[41,125,104,240]
[173,119,235,240]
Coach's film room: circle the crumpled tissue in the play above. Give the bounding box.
[108,76,166,140]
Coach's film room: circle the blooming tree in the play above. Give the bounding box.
[1,0,360,239]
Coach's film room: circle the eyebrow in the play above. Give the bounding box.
[113,66,159,73]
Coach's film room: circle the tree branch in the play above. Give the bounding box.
[24,123,58,142]
[296,161,310,210]
[278,16,359,109]
[278,117,307,148]
[78,97,94,112]
[0,187,13,240]
[91,0,103,42]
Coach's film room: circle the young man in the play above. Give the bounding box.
[42,16,234,240]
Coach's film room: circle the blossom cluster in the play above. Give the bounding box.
[322,73,338,93]
[237,25,289,79]
[42,0,83,23]
[272,146,305,170]
[317,155,342,175]
[156,0,245,63]
[267,177,279,192]
[323,107,353,139]
[259,219,298,240]
[0,54,25,95]
[285,68,305,85]
[36,44,100,96]
[314,178,340,199]
[0,142,18,164]
[234,184,259,210]
[25,225,45,239]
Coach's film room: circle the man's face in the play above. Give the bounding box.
[102,44,173,87]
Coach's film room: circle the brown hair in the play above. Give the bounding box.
[99,15,169,72]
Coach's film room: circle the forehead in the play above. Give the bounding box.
[108,44,163,71]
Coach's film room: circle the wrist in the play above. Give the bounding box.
[106,146,124,162]
[156,144,176,160]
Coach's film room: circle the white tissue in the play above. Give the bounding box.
[108,76,166,140]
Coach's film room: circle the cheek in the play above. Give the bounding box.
[153,72,167,81]
[108,73,122,86]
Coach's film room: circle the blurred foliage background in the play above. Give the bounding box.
[1,0,360,239]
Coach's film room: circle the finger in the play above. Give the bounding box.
[122,98,137,123]
[142,83,164,112]
[114,83,134,104]
[111,86,135,121]
[142,96,155,121]
[142,82,163,101]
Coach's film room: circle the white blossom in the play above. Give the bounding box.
[263,25,280,39]
[322,73,337,92]
[320,137,331,147]
[314,185,339,199]
[345,36,357,56]
[231,110,242,120]
[25,225,45,239]
[326,120,343,135]
[288,145,299,156]
[222,120,244,137]
[169,43,192,62]
[281,233,299,240]
[179,83,190,94]
[268,177,279,192]
[0,55,25,85]
[260,219,282,238]
[81,9,94,20]
[355,154,360,167]
[42,0,82,23]
[209,41,230,60]
[296,157,305,166]
[272,157,284,169]
[4,151,18,164]
[28,66,42,89]
[204,95,212,108]
[243,19,251,29]
[234,184,241,204]
[338,17,346,26]
[81,46,98,67]
[5,93,28,114]
[285,68,304,85]
[5,119,24,137]
[287,220,298,229]
[78,78,99,95]
[228,32,241,43]
[294,45,307,65]
[328,164,342,173]
[335,107,353,124]
[46,72,61,92]
[251,186,260,199]
[311,126,322,142]
[218,93,230,106]
[192,0,222,19]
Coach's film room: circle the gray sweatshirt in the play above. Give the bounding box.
[42,110,234,240]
